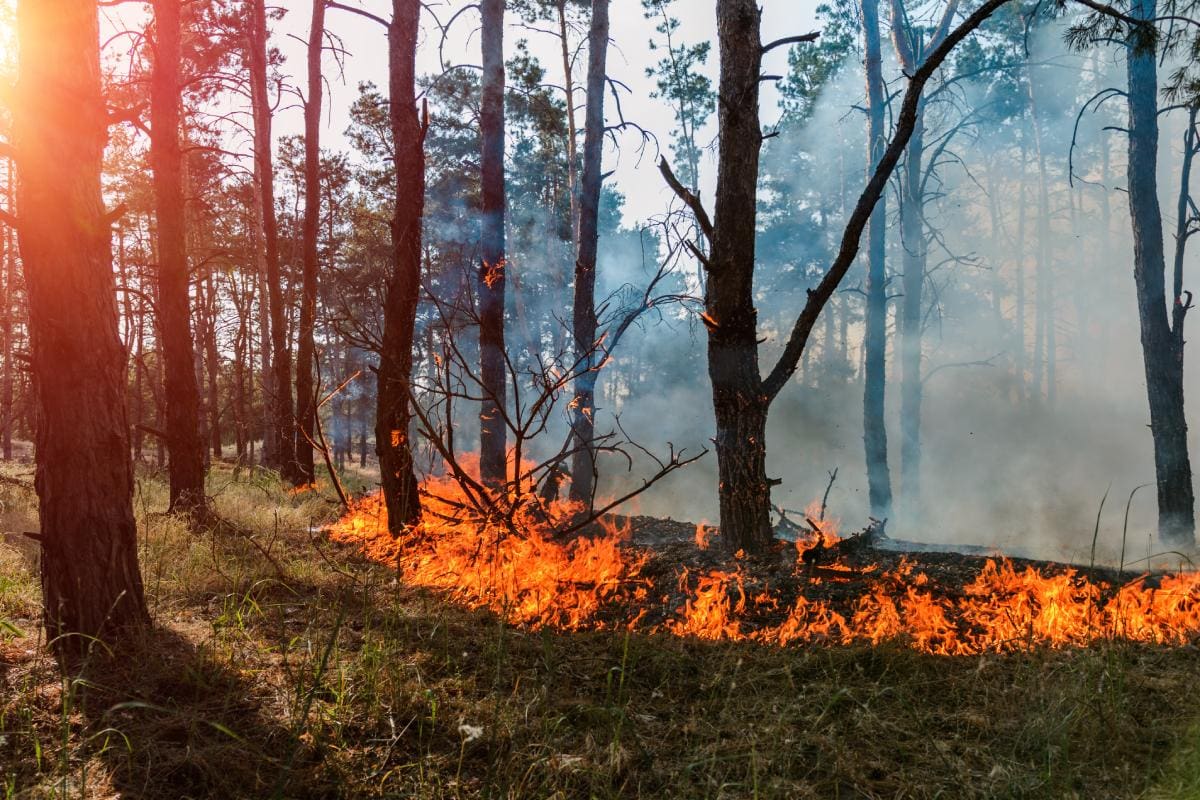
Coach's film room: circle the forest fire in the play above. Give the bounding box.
[328,470,1200,655]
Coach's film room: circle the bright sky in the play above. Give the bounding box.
[273,0,825,225]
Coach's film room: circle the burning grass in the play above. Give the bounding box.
[328,474,1200,656]
[4,463,1200,797]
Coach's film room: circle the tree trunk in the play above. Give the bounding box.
[706,0,773,553]
[151,0,208,517]
[897,115,925,518]
[478,0,508,488]
[1,158,15,461]
[294,0,325,485]
[375,0,424,535]
[1126,0,1195,546]
[890,0,957,519]
[568,0,610,505]
[15,0,149,660]
[249,0,297,480]
[860,0,893,519]
[203,274,222,459]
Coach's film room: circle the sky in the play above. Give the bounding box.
[273,0,826,225]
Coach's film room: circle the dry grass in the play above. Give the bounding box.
[1,463,1200,798]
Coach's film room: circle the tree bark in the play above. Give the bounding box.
[705,0,773,553]
[294,0,325,486]
[1126,0,1195,546]
[15,0,149,660]
[568,0,610,505]
[248,0,298,480]
[860,0,893,519]
[478,0,508,488]
[375,0,424,535]
[151,0,208,517]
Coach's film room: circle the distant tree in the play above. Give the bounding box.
[150,0,209,518]
[246,0,299,481]
[643,0,716,193]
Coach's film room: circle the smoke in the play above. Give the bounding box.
[579,14,1199,568]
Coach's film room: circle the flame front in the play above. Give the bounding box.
[328,470,1200,654]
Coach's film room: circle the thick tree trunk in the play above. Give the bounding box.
[860,0,893,519]
[249,0,297,480]
[375,0,424,535]
[1126,0,1195,546]
[706,0,773,553]
[151,0,208,517]
[294,0,325,485]
[15,0,149,660]
[478,0,508,488]
[568,0,610,505]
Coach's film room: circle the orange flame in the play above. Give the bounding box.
[329,467,1200,654]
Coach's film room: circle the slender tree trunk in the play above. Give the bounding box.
[375,0,424,535]
[478,0,508,488]
[861,0,893,519]
[557,0,580,248]
[204,274,222,459]
[151,0,207,517]
[1,159,15,460]
[897,115,925,517]
[1028,69,1050,404]
[249,0,297,480]
[568,0,610,505]
[15,0,148,659]
[1127,0,1195,546]
[294,0,325,485]
[1015,136,1027,404]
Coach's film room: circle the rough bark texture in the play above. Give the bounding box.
[15,0,149,660]
[568,0,610,505]
[151,0,208,517]
[1126,0,1196,546]
[295,0,325,485]
[478,0,508,488]
[249,0,298,480]
[706,0,773,553]
[860,0,893,519]
[375,0,424,535]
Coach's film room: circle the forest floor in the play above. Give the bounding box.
[3,462,1200,798]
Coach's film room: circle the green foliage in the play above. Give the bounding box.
[642,0,716,190]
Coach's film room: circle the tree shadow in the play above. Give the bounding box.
[77,624,320,799]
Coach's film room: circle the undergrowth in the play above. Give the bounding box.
[0,461,1199,798]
